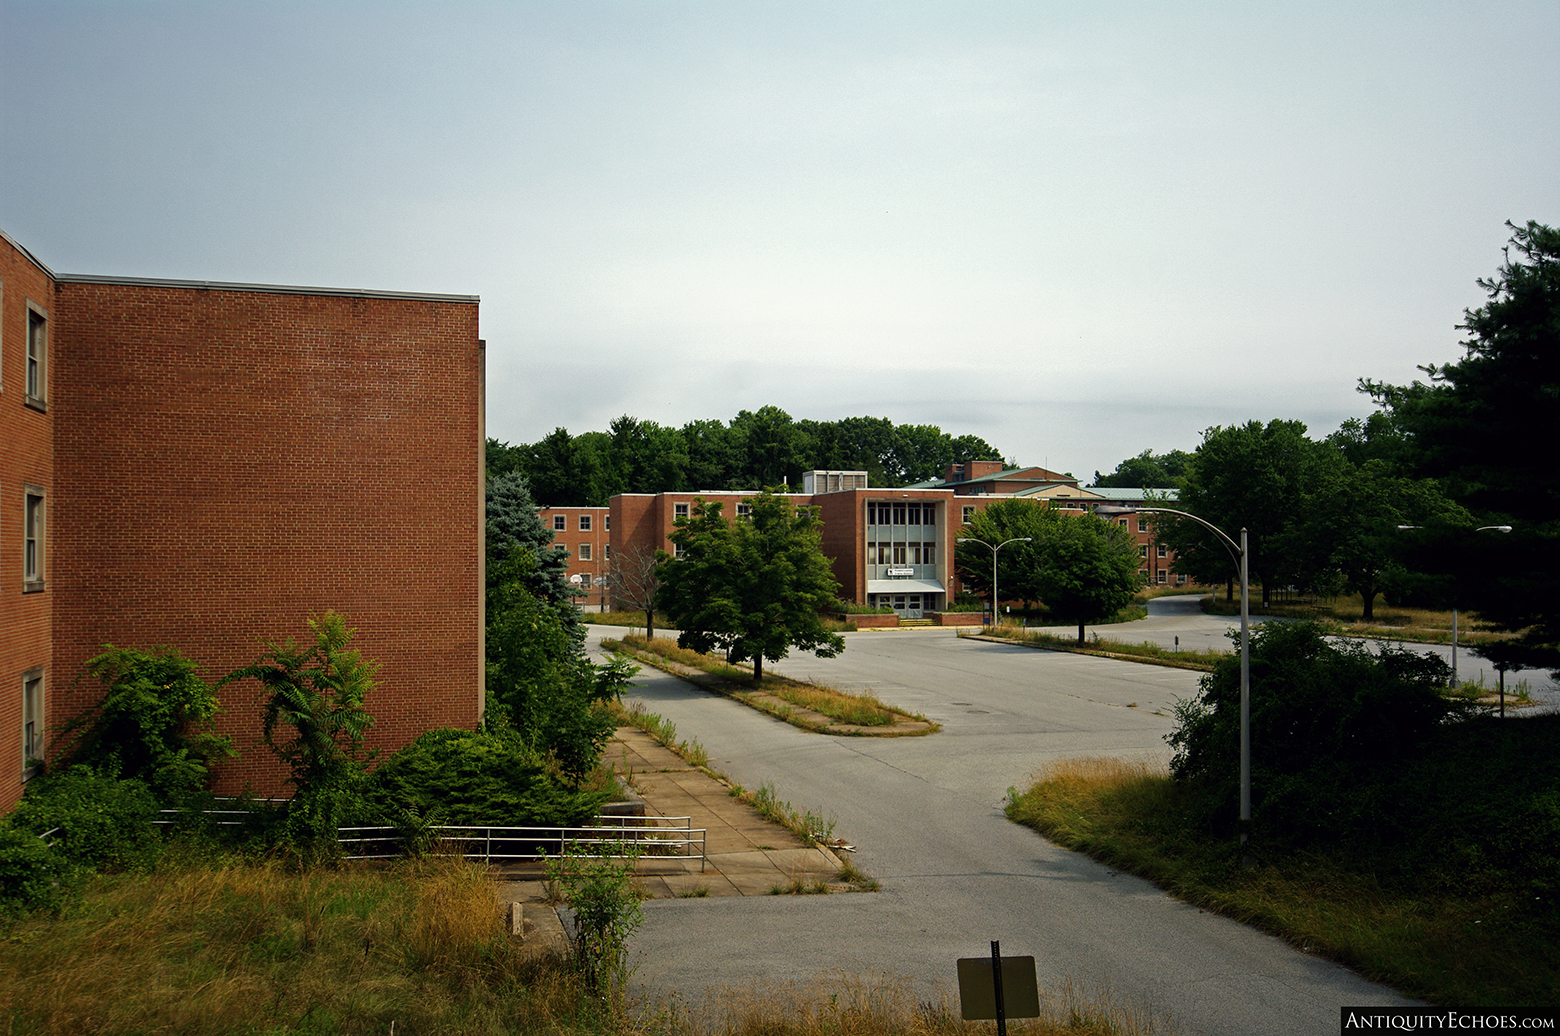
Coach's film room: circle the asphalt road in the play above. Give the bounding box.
[589,615,1421,1035]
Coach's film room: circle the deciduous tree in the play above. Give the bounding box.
[657,491,844,682]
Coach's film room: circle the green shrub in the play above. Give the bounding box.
[363,728,608,830]
[0,827,74,915]
[54,646,233,802]
[7,765,162,871]
[1168,620,1472,846]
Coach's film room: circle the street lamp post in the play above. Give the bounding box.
[956,536,1032,627]
[1395,524,1512,687]
[1099,505,1250,854]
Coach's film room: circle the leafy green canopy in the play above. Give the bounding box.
[657,490,845,682]
[1363,220,1560,672]
[954,499,1141,643]
[52,646,233,801]
[487,407,1004,504]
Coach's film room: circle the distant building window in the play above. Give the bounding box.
[674,503,689,519]
[736,503,752,518]
[605,514,610,531]
[1139,545,1148,558]
[674,542,686,559]
[604,544,611,560]
[578,543,592,561]
[579,514,592,531]
[962,506,975,524]
[1176,573,1187,585]
[1138,518,1148,532]
[1157,570,1168,584]
[1118,518,1127,527]
[26,305,47,409]
[23,668,44,778]
[24,486,45,591]
[1157,544,1167,558]
[552,515,566,530]
[923,542,936,565]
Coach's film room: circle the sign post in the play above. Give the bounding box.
[956,942,1039,1034]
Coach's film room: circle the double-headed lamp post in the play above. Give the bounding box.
[1099,505,1251,853]
[956,536,1032,627]
[1395,524,1512,687]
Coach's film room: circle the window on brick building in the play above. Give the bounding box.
[736,502,752,518]
[674,503,689,519]
[1138,518,1148,532]
[23,668,44,779]
[578,544,591,561]
[552,515,565,530]
[605,514,610,531]
[26,305,48,409]
[604,544,611,560]
[579,515,591,531]
[24,486,44,591]
[674,542,686,559]
[962,506,975,524]
[1157,544,1167,558]
[1176,573,1187,585]
[1157,570,1168,584]
[1139,545,1147,558]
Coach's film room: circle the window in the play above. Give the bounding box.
[923,542,936,565]
[1157,544,1167,558]
[604,544,611,560]
[908,505,921,526]
[24,486,44,591]
[1139,545,1148,558]
[1176,573,1187,585]
[578,543,592,561]
[23,669,44,778]
[1157,570,1168,584]
[1138,518,1148,532]
[962,506,976,524]
[579,515,591,531]
[893,544,907,564]
[25,305,47,409]
[553,515,566,530]
[674,542,687,559]
[892,503,906,524]
[605,514,610,531]
[736,502,752,518]
[674,503,689,519]
[1118,518,1128,527]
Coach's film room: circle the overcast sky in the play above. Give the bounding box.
[3,1,1555,482]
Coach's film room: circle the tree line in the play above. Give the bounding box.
[1095,220,1557,674]
[487,406,1004,506]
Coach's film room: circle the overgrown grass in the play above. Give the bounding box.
[0,853,604,1034]
[607,635,930,731]
[0,852,1168,1033]
[1201,593,1512,646]
[585,610,652,628]
[969,626,1223,670]
[1005,757,1559,1008]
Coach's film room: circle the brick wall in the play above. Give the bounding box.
[0,235,55,812]
[49,279,484,797]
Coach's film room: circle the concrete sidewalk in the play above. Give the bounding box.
[495,726,849,948]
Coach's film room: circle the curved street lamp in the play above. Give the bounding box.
[956,536,1032,628]
[1099,505,1251,855]
[1395,524,1512,687]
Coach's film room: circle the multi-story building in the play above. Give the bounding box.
[536,505,611,609]
[1,229,485,811]
[581,467,1185,621]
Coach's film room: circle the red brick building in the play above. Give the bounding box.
[536,506,611,609]
[1,229,486,811]
[596,467,1185,621]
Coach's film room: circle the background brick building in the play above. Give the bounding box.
[1,230,486,811]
